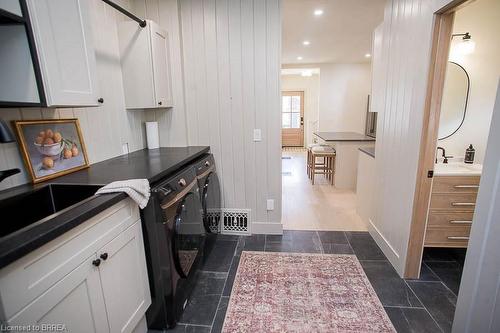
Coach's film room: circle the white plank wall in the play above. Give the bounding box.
[178,0,282,226]
[371,0,456,276]
[0,0,151,191]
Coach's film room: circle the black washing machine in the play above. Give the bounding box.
[192,154,221,256]
[141,166,205,329]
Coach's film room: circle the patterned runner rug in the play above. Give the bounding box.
[222,251,395,333]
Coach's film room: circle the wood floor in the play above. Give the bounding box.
[282,150,367,231]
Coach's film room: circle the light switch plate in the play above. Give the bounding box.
[267,199,274,211]
[253,129,262,142]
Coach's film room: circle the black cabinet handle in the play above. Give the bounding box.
[100,253,108,260]
[158,101,162,105]
[92,258,101,267]
[98,98,104,103]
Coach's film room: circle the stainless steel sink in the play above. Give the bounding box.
[0,184,102,238]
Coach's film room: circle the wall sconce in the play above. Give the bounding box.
[451,32,475,55]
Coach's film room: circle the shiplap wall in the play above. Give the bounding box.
[129,0,282,228]
[371,0,458,276]
[0,0,153,191]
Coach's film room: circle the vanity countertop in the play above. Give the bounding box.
[434,162,482,176]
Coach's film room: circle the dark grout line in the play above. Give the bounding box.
[404,280,446,333]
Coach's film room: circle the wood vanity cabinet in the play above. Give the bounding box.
[0,198,151,333]
[424,176,480,247]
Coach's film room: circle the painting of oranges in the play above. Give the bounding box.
[14,119,89,183]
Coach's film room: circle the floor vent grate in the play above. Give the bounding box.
[221,209,251,235]
[205,209,222,233]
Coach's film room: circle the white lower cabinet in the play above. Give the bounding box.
[99,222,151,333]
[9,255,109,333]
[0,199,151,333]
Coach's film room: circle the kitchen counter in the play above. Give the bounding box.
[314,131,375,142]
[0,146,210,268]
[359,147,375,158]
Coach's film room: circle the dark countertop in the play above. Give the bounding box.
[0,146,210,269]
[314,131,376,142]
[359,147,376,158]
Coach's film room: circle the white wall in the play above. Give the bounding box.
[177,0,282,231]
[0,0,155,191]
[281,74,320,147]
[370,0,457,276]
[318,63,371,134]
[438,0,500,164]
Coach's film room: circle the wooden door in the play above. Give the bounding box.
[8,255,109,333]
[98,221,151,333]
[150,21,172,107]
[26,0,98,107]
[281,91,304,147]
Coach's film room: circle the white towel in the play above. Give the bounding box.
[95,179,151,209]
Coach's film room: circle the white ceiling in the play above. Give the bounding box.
[282,0,386,65]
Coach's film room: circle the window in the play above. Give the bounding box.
[282,94,301,129]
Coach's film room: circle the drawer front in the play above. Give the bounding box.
[425,226,470,247]
[432,176,480,193]
[0,198,139,320]
[428,211,474,227]
[430,193,477,211]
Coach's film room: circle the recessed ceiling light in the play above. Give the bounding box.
[303,40,310,46]
[365,53,371,58]
[297,56,303,60]
[314,9,324,16]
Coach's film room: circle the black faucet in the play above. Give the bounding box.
[0,168,20,183]
[436,147,453,164]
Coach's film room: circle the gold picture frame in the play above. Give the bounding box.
[13,119,90,183]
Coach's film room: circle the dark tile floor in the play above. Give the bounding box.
[152,231,465,333]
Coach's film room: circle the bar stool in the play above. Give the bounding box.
[309,145,336,185]
[306,144,328,179]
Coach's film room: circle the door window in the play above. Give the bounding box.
[282,94,302,129]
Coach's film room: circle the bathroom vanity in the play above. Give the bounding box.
[424,162,482,248]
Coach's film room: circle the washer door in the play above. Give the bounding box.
[172,191,204,278]
[202,171,221,233]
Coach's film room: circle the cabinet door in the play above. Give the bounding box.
[26,0,98,107]
[8,255,109,333]
[98,221,151,333]
[150,22,172,108]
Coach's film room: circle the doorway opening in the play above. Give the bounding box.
[406,0,499,321]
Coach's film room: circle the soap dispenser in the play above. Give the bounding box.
[464,144,475,164]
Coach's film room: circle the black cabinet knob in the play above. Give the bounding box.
[100,253,108,260]
[92,258,101,267]
[158,101,162,105]
[98,98,104,103]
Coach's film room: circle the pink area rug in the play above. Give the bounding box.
[222,251,395,333]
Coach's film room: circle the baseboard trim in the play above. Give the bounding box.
[251,222,283,235]
[368,218,400,264]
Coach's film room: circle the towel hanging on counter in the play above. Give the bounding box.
[95,179,150,209]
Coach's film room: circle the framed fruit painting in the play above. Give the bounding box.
[13,119,89,183]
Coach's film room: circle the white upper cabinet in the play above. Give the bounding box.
[26,0,99,107]
[118,19,173,109]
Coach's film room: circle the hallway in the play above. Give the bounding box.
[282,149,367,231]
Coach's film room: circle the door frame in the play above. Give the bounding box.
[405,0,474,278]
[281,90,305,147]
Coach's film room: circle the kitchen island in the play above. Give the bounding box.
[314,132,375,190]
